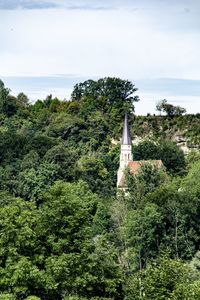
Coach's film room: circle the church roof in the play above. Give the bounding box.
[128,160,163,173]
[118,160,163,187]
[121,113,132,145]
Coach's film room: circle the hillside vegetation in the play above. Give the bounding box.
[1,78,200,299]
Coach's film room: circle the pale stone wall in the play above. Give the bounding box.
[119,144,133,169]
[117,144,133,187]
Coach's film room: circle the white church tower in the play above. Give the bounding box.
[117,113,133,187]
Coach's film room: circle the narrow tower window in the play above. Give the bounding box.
[117,113,132,188]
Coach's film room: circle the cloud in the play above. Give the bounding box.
[1,6,200,80]
[4,75,200,97]
[0,0,116,10]
[135,78,200,97]
[1,75,88,90]
[1,1,200,114]
[66,5,115,11]
[0,0,58,10]
[0,0,139,11]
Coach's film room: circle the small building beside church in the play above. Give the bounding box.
[117,113,163,188]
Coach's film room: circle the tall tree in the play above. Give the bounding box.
[156,99,186,116]
[71,77,139,120]
[0,80,18,117]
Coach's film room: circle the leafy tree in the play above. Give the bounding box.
[16,162,60,202]
[17,92,29,108]
[181,160,200,196]
[43,144,78,181]
[125,257,196,300]
[92,201,113,235]
[133,140,159,161]
[146,184,198,259]
[133,140,186,175]
[71,77,139,121]
[156,99,186,116]
[31,99,45,112]
[1,77,200,299]
[25,297,41,300]
[0,80,17,117]
[124,203,163,271]
[38,181,122,299]
[0,294,16,300]
[24,135,56,157]
[126,163,168,209]
[0,130,26,164]
[77,155,114,197]
[0,161,21,194]
[0,198,40,298]
[158,140,186,175]
[21,150,40,170]
[0,181,123,299]
[79,112,111,152]
[46,112,86,145]
[186,150,200,168]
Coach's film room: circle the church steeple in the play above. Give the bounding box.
[117,113,133,187]
[121,113,132,145]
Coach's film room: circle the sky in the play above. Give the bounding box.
[0,0,200,115]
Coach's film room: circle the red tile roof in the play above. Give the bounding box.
[118,160,163,187]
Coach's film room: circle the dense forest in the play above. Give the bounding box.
[1,77,200,300]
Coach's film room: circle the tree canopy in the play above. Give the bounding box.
[0,78,200,299]
[156,99,186,116]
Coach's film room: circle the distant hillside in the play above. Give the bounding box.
[131,114,200,153]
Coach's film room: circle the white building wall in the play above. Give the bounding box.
[117,144,133,187]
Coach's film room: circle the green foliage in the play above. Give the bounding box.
[133,140,186,175]
[0,130,26,164]
[124,203,163,270]
[0,295,16,300]
[46,112,86,144]
[0,198,40,297]
[158,140,186,175]
[21,150,40,170]
[156,99,186,116]
[1,77,200,299]
[71,77,139,128]
[126,163,168,208]
[132,113,200,147]
[43,144,78,181]
[16,162,60,202]
[133,140,158,161]
[186,150,200,167]
[17,93,29,108]
[24,297,41,300]
[0,81,30,118]
[145,184,199,259]
[92,201,113,235]
[0,181,122,299]
[0,80,17,117]
[181,160,200,196]
[125,257,195,300]
[77,155,114,197]
[24,134,56,157]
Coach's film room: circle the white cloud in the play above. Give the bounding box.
[0,0,58,9]
[1,8,200,78]
[0,1,200,113]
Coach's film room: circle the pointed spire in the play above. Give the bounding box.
[121,113,132,145]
